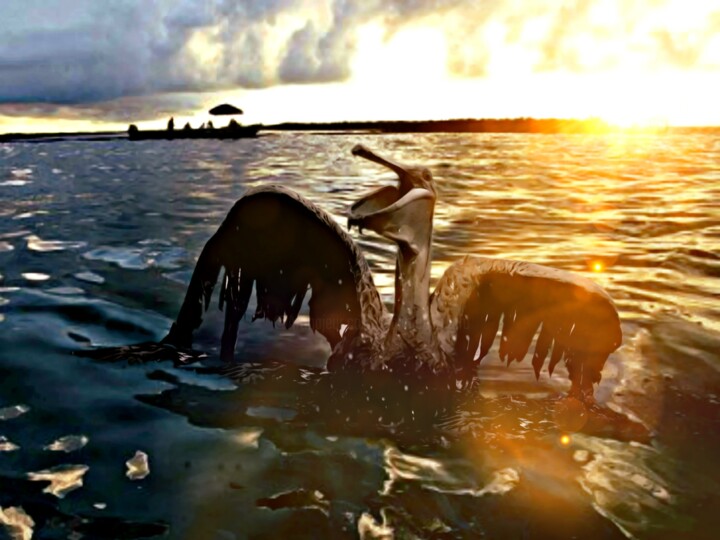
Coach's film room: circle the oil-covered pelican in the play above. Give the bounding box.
[157,145,621,403]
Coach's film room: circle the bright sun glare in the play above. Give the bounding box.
[347,24,449,121]
[352,24,448,85]
[343,13,720,127]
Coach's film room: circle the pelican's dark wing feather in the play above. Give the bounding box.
[164,185,386,361]
[430,256,622,396]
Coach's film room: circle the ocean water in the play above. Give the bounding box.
[0,133,719,539]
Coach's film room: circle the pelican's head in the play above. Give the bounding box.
[348,144,436,254]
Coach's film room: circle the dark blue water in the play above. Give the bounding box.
[1,133,719,539]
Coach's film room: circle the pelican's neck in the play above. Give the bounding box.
[389,218,433,343]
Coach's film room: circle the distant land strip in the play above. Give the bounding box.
[1,118,718,143]
[264,118,719,134]
[0,131,124,143]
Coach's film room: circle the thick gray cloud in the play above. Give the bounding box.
[0,0,718,121]
[0,0,386,107]
[0,94,205,123]
[0,0,281,104]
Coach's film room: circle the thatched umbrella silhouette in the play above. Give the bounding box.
[209,104,244,116]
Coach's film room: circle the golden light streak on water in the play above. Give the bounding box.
[1,132,718,537]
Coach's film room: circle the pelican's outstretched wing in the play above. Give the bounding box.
[163,185,386,361]
[430,256,622,398]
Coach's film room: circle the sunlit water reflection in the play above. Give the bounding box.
[0,133,719,539]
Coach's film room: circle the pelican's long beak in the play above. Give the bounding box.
[348,145,435,254]
[352,144,407,178]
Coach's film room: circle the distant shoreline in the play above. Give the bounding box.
[0,131,126,143]
[1,118,718,143]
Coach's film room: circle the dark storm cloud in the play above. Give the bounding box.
[0,94,205,123]
[0,1,201,104]
[0,0,385,107]
[276,0,381,84]
[278,22,347,83]
[0,0,476,108]
[0,0,317,105]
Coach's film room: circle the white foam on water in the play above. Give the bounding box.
[27,464,89,498]
[381,445,519,497]
[358,511,394,540]
[10,168,32,178]
[126,450,150,480]
[84,244,185,270]
[26,234,86,252]
[0,180,31,187]
[0,404,30,421]
[0,436,20,452]
[0,506,34,540]
[47,286,85,295]
[233,427,264,449]
[576,434,679,539]
[21,273,50,281]
[44,435,89,453]
[246,406,297,421]
[74,271,105,284]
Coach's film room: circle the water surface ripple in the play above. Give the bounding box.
[1,133,719,539]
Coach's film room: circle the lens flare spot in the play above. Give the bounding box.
[22,272,50,281]
[560,434,571,446]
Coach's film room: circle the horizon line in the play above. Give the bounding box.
[2,116,719,139]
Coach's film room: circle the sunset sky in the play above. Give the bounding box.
[1,0,719,133]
